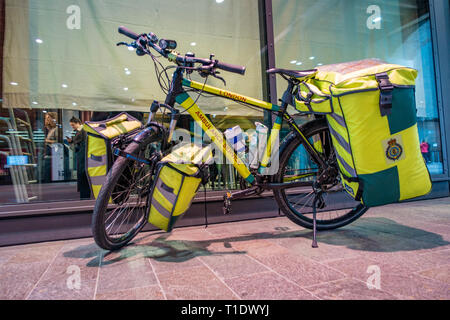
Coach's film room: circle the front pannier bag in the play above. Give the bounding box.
[147,144,213,232]
[84,113,142,199]
[294,59,431,207]
[148,162,202,232]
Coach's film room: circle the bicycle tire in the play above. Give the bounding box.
[92,138,158,251]
[273,119,369,230]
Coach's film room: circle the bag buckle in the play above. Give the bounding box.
[376,73,394,117]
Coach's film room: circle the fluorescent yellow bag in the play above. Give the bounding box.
[148,163,202,232]
[294,59,432,207]
[148,144,213,232]
[84,113,142,199]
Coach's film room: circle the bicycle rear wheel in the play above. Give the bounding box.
[273,119,368,230]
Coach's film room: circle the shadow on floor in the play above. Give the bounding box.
[63,217,449,267]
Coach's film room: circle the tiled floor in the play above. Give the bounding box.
[0,197,449,300]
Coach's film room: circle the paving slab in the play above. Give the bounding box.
[0,197,448,300]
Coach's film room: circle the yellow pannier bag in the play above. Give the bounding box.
[84,113,142,199]
[295,59,431,207]
[295,80,334,114]
[148,144,213,232]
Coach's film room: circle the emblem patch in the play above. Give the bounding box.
[386,139,403,161]
[382,134,406,164]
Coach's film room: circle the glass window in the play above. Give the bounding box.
[0,0,264,205]
[273,0,443,174]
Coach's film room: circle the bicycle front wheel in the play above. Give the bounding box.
[273,119,368,231]
[92,137,158,251]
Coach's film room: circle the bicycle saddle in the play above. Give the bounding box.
[267,68,318,80]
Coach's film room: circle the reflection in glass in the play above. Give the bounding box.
[273,0,443,175]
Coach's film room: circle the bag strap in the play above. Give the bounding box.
[113,148,151,164]
[340,173,364,202]
[295,82,315,112]
[376,72,394,117]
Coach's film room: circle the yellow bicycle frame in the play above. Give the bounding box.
[176,78,285,185]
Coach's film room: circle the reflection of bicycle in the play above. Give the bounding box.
[92,26,368,250]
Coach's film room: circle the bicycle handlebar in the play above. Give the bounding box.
[118,26,246,76]
[216,61,246,75]
[118,26,139,41]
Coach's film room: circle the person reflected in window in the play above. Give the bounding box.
[44,112,59,146]
[43,112,59,183]
[420,140,431,163]
[67,117,91,199]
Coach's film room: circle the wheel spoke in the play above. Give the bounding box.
[103,153,153,240]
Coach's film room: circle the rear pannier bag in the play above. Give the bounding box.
[294,59,431,207]
[147,144,213,232]
[84,113,142,199]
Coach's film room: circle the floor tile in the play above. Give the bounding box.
[307,278,397,300]
[418,265,450,284]
[95,285,165,300]
[224,271,317,300]
[157,265,238,300]
[199,254,268,279]
[0,261,50,299]
[248,250,346,287]
[96,258,157,294]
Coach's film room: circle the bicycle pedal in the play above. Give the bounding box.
[223,192,232,215]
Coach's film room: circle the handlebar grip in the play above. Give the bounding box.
[216,61,246,75]
[118,26,139,40]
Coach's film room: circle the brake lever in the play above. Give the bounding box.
[117,41,138,49]
[197,63,226,86]
[212,71,227,86]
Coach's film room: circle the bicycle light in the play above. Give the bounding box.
[147,32,158,43]
[159,39,177,51]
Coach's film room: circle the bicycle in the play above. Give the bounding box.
[91,26,369,251]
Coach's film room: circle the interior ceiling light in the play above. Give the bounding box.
[10,82,18,86]
[62,84,68,88]
[309,56,315,60]
[290,60,297,64]
[35,39,43,44]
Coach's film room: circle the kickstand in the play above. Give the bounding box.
[311,190,323,248]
